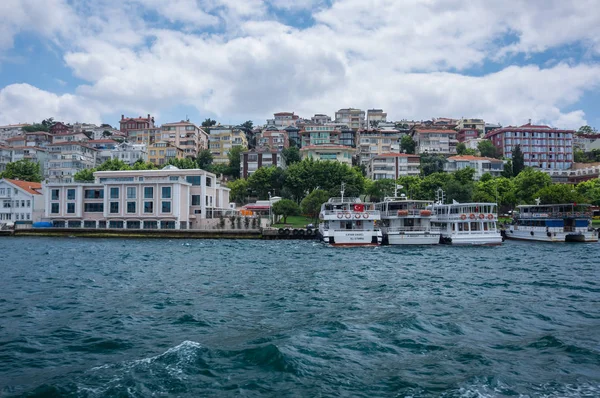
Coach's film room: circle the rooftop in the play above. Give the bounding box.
[448,155,503,162]
[4,179,42,195]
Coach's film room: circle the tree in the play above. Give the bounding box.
[512,144,525,176]
[0,159,42,182]
[97,159,132,171]
[197,149,213,170]
[272,199,300,224]
[400,135,416,154]
[282,146,301,165]
[574,149,587,163]
[535,184,586,205]
[167,157,197,169]
[131,159,157,170]
[576,179,600,205]
[365,179,396,202]
[300,189,330,222]
[420,154,447,176]
[513,168,551,204]
[22,123,49,132]
[456,142,467,155]
[248,166,278,199]
[202,118,217,128]
[577,125,597,135]
[453,167,476,185]
[501,160,513,179]
[416,172,448,200]
[73,168,95,182]
[227,146,246,179]
[228,178,249,204]
[445,179,473,203]
[477,140,498,158]
[240,120,254,130]
[102,130,112,137]
[211,163,229,176]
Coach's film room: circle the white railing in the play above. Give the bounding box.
[449,230,499,235]
[321,210,379,217]
[386,226,441,232]
[381,209,431,217]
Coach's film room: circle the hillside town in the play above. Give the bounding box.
[1,109,600,230]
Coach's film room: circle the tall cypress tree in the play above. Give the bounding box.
[512,144,525,177]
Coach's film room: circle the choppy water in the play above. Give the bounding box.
[0,238,599,397]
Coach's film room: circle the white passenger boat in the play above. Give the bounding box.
[507,203,598,242]
[318,193,382,246]
[375,197,440,245]
[429,202,503,246]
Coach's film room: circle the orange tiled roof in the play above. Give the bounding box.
[448,155,503,162]
[377,152,418,157]
[5,179,42,195]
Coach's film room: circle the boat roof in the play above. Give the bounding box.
[327,197,361,203]
[381,197,433,204]
[432,202,497,206]
[517,203,590,208]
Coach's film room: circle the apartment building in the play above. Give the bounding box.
[11,147,49,177]
[412,128,458,155]
[311,114,332,125]
[266,112,300,128]
[456,128,479,143]
[0,179,44,224]
[88,139,119,163]
[0,146,12,173]
[256,130,289,152]
[43,166,230,229]
[0,124,29,141]
[485,123,574,170]
[456,118,485,134]
[111,142,148,165]
[240,151,286,178]
[209,126,249,164]
[51,131,90,144]
[25,132,53,148]
[367,153,420,180]
[148,141,185,166]
[444,155,505,180]
[46,142,97,182]
[119,114,155,134]
[160,121,208,158]
[335,108,365,131]
[301,124,341,147]
[366,109,387,129]
[49,122,71,135]
[126,127,161,145]
[358,129,405,166]
[299,145,354,166]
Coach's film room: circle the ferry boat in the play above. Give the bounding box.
[507,203,598,242]
[375,197,440,245]
[318,189,382,246]
[429,201,503,246]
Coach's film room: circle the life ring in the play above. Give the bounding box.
[557,212,562,217]
[420,210,432,216]
[460,214,467,220]
[337,213,343,219]
[345,213,351,219]
[355,213,361,219]
[487,214,494,220]
[576,212,581,217]
[479,213,485,219]
[397,210,409,216]
[363,213,369,219]
[469,213,476,220]
[585,212,592,216]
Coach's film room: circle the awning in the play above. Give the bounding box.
[243,205,271,210]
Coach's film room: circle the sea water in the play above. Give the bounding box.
[0,238,599,397]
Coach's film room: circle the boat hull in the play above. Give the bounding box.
[441,233,503,246]
[386,231,440,245]
[319,229,382,246]
[506,229,598,243]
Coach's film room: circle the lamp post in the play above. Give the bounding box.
[268,191,272,226]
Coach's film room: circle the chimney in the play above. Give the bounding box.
[528,118,531,125]
[148,114,151,121]
[121,114,124,120]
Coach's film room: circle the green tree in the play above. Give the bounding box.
[512,144,525,176]
[97,159,132,171]
[167,157,197,169]
[480,172,493,182]
[300,189,329,222]
[227,146,246,179]
[420,154,447,176]
[102,130,112,137]
[131,160,157,170]
[473,177,517,209]
[248,166,278,199]
[453,167,476,185]
[272,199,300,224]
[282,146,301,165]
[577,125,597,135]
[576,179,600,205]
[228,178,249,204]
[400,135,416,154]
[445,179,473,203]
[477,140,498,158]
[197,149,213,170]
[73,168,95,182]
[0,159,43,182]
[396,176,422,199]
[535,184,586,205]
[202,118,217,128]
[365,179,396,202]
[501,160,513,178]
[574,149,588,163]
[417,172,448,200]
[240,120,253,130]
[513,168,551,204]
[210,163,229,175]
[456,142,467,155]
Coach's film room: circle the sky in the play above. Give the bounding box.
[0,0,599,130]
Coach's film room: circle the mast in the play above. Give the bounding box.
[340,182,345,203]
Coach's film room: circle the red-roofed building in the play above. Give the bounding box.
[119,114,155,134]
[367,153,420,180]
[484,123,574,170]
[0,178,44,224]
[411,127,458,155]
[49,122,71,135]
[444,155,505,180]
[456,128,479,143]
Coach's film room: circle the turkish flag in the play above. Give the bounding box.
[353,204,365,212]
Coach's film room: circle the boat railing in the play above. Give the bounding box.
[450,229,500,235]
[381,209,432,217]
[434,213,497,221]
[386,226,441,232]
[321,209,380,217]
[329,229,380,232]
[516,211,592,219]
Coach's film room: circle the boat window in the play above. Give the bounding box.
[470,222,479,231]
[483,222,489,231]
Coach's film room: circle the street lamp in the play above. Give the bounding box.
[268,191,272,226]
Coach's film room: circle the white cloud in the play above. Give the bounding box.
[0,0,599,128]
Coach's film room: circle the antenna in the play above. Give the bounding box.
[435,188,445,204]
[340,182,345,202]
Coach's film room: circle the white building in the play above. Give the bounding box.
[112,142,148,164]
[366,109,387,129]
[0,124,29,142]
[266,112,300,128]
[310,114,332,125]
[335,108,365,131]
[412,128,458,155]
[0,178,44,225]
[368,153,421,180]
[46,142,98,182]
[444,155,505,180]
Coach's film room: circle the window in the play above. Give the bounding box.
[144,201,154,213]
[67,203,75,214]
[67,189,76,200]
[144,187,153,198]
[127,187,136,199]
[26,200,31,207]
[127,202,136,213]
[192,195,201,206]
[84,189,104,199]
[84,203,103,212]
[162,187,171,199]
[186,176,201,186]
[161,201,171,213]
[21,200,25,207]
[51,203,59,213]
[110,187,119,199]
[110,202,119,213]
[52,189,59,200]
[206,177,212,187]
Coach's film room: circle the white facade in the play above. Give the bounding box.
[368,154,421,180]
[0,179,44,224]
[444,156,505,180]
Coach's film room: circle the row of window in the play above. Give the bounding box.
[54,186,173,201]
[0,213,30,220]
[52,201,173,214]
[2,199,32,208]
